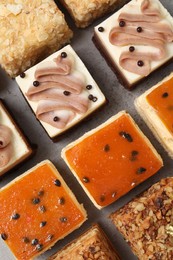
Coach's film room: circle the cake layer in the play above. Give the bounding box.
[62,111,163,209]
[0,99,32,176]
[60,0,129,28]
[135,73,173,158]
[0,160,87,260]
[110,177,173,260]
[49,224,120,259]
[0,0,72,77]
[94,0,173,89]
[16,45,106,139]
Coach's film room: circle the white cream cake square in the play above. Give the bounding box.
[16,45,106,139]
[94,0,173,89]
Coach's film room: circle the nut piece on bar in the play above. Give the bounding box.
[0,160,87,260]
[16,44,106,140]
[135,72,173,159]
[0,0,73,77]
[93,0,173,89]
[49,224,120,260]
[0,99,32,177]
[62,111,163,209]
[59,0,129,28]
[110,177,173,260]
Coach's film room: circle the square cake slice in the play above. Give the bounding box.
[135,73,173,159]
[93,0,173,89]
[0,160,87,260]
[0,0,73,77]
[49,224,120,260]
[62,111,163,209]
[59,0,129,28]
[0,99,32,176]
[16,44,106,140]
[110,177,173,260]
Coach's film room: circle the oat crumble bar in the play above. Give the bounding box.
[0,0,73,77]
[60,0,129,28]
[110,177,173,260]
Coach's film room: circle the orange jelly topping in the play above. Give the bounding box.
[0,162,85,260]
[147,76,173,134]
[65,114,163,207]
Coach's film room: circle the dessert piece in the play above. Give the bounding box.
[59,0,129,28]
[93,0,173,89]
[16,45,106,140]
[110,177,173,260]
[0,0,73,78]
[62,111,163,209]
[49,224,120,260]
[0,160,87,260]
[135,73,173,159]
[0,99,32,176]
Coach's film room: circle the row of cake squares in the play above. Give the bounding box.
[1,40,173,175]
[0,0,129,78]
[1,0,173,91]
[0,154,173,259]
[0,75,173,259]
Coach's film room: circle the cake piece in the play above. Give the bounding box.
[135,73,173,159]
[0,0,73,77]
[62,111,163,209]
[0,99,32,176]
[49,224,120,260]
[93,0,173,89]
[16,45,106,140]
[59,0,129,28]
[0,160,87,260]
[110,177,173,260]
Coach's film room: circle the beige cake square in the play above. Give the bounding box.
[60,0,129,28]
[0,0,73,77]
[0,99,32,176]
[49,224,120,260]
[16,45,106,140]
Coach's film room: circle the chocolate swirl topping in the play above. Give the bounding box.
[0,124,12,167]
[26,53,89,129]
[109,0,173,76]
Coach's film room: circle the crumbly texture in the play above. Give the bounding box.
[110,177,173,260]
[49,224,120,259]
[60,0,129,28]
[0,0,73,77]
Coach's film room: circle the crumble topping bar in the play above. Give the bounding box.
[0,0,73,77]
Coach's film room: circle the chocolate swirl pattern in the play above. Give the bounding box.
[109,0,173,76]
[26,54,90,129]
[0,125,12,167]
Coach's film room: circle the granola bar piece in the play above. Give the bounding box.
[110,177,173,260]
[49,224,120,259]
[60,0,129,28]
[0,0,73,77]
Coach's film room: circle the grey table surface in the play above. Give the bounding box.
[0,0,173,259]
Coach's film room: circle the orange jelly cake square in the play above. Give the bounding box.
[49,224,120,260]
[0,160,87,260]
[135,73,173,159]
[0,99,32,176]
[16,45,106,140]
[62,111,163,209]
